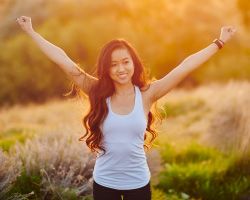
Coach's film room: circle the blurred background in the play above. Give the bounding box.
[0,0,249,107]
[0,1,250,200]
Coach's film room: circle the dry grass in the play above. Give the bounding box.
[0,80,249,197]
[0,97,88,135]
[0,149,22,197]
[13,127,96,196]
[157,80,250,157]
[202,80,250,156]
[0,95,163,197]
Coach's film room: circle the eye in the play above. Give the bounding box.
[111,63,117,67]
[123,60,129,64]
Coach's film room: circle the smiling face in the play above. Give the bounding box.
[109,48,134,86]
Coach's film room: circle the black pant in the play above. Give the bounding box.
[93,180,151,200]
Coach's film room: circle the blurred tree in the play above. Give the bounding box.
[0,0,248,106]
[237,0,250,28]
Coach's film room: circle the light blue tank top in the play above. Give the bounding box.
[93,85,151,190]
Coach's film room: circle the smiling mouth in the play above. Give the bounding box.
[118,73,128,78]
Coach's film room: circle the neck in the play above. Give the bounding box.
[113,82,134,96]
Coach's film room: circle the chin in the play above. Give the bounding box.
[115,78,132,85]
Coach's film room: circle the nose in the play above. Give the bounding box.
[117,63,126,73]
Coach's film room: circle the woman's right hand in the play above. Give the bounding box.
[16,16,34,34]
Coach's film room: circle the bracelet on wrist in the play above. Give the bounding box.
[218,39,225,45]
[213,39,224,49]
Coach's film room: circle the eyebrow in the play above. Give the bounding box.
[111,57,129,63]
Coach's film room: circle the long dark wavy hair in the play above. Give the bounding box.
[65,39,162,156]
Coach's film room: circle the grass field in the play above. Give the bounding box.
[0,80,249,200]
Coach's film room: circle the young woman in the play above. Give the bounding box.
[16,16,236,200]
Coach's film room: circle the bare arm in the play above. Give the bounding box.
[148,26,237,103]
[16,16,97,95]
[27,31,98,94]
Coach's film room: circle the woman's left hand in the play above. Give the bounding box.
[219,26,237,43]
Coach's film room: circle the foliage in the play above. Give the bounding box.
[1,81,250,199]
[6,170,42,199]
[6,129,95,198]
[0,128,35,152]
[157,142,250,200]
[161,97,206,118]
[237,0,250,27]
[0,0,249,106]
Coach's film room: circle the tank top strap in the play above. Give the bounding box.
[134,85,139,108]
[134,85,144,113]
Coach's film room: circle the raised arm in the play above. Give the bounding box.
[148,26,237,103]
[15,16,97,95]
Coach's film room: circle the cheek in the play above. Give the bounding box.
[128,64,134,74]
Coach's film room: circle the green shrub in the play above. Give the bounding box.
[40,186,79,200]
[157,142,250,200]
[174,142,221,164]
[3,192,35,200]
[152,187,168,200]
[159,141,221,163]
[0,128,35,152]
[162,98,205,118]
[7,169,42,199]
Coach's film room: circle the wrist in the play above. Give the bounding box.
[26,28,36,37]
[212,38,224,50]
[28,30,40,41]
[218,38,225,45]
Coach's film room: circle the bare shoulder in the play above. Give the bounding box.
[70,63,98,96]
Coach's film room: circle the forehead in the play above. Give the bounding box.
[111,48,132,62]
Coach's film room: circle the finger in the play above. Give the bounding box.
[15,18,23,24]
[229,26,235,31]
[223,25,233,31]
[222,25,230,29]
[21,16,30,21]
[19,16,26,22]
[227,27,234,33]
[15,17,22,24]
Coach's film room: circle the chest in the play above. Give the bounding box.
[109,92,152,120]
[102,111,147,142]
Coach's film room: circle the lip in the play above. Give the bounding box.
[117,73,128,79]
